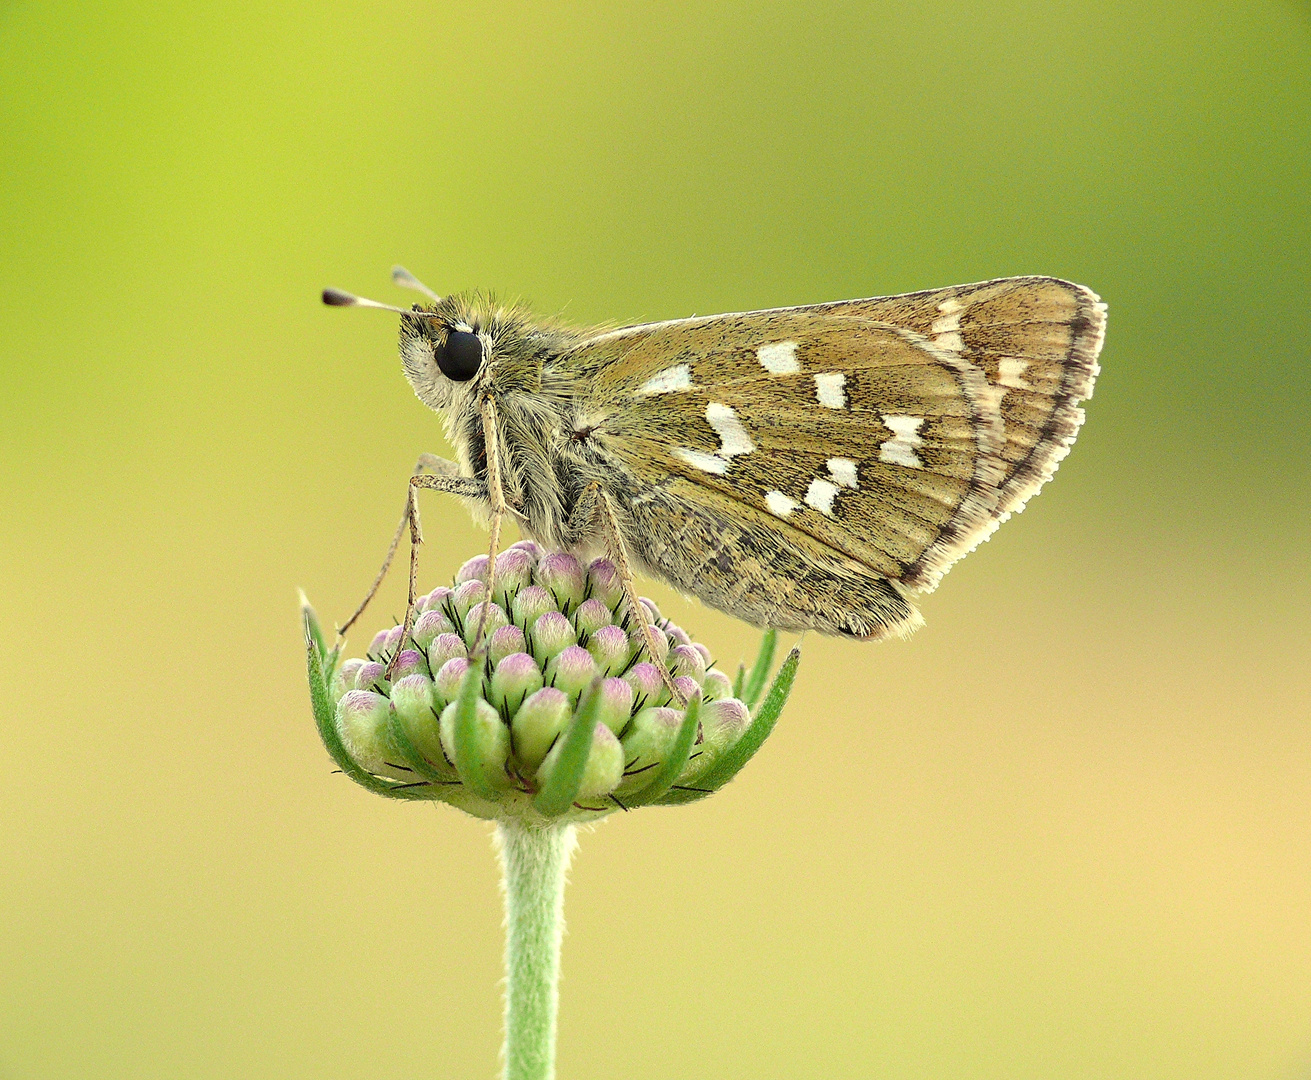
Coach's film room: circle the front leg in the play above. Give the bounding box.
[338,454,486,639]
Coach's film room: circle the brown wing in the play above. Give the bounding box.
[562,277,1103,636]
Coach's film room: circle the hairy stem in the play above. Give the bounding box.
[495,820,577,1080]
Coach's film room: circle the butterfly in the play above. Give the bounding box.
[324,269,1104,682]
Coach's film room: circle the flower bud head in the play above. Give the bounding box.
[450,579,487,620]
[389,648,429,681]
[510,686,570,773]
[439,697,511,791]
[669,643,707,685]
[572,597,613,637]
[593,677,635,735]
[331,658,366,705]
[490,652,545,717]
[428,632,468,673]
[616,706,681,795]
[412,607,455,652]
[455,554,490,585]
[545,645,598,705]
[537,552,586,613]
[512,585,556,629]
[354,660,389,695]
[335,690,410,780]
[462,601,509,647]
[492,547,536,604]
[433,656,472,706]
[587,623,632,677]
[531,611,578,664]
[585,558,623,609]
[701,668,734,701]
[309,548,789,821]
[487,624,528,667]
[537,720,623,801]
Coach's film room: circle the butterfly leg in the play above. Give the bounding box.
[567,484,685,706]
[467,395,509,659]
[338,454,485,664]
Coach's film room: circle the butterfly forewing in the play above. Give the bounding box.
[567,277,1101,620]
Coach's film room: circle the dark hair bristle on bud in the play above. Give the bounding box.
[322,288,354,306]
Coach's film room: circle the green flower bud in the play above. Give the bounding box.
[390,673,452,775]
[512,585,556,629]
[669,643,707,684]
[487,624,528,667]
[331,657,366,705]
[537,721,623,801]
[355,660,389,695]
[304,547,797,822]
[683,698,751,782]
[537,552,586,613]
[433,655,471,706]
[490,652,545,717]
[701,668,734,701]
[428,632,468,673]
[492,546,536,605]
[451,579,487,621]
[623,662,666,708]
[545,645,598,705]
[616,706,681,795]
[585,557,623,609]
[531,611,577,664]
[439,696,511,791]
[335,690,411,781]
[389,647,429,681]
[462,601,509,647]
[510,686,571,773]
[593,676,635,735]
[572,597,612,637]
[412,607,455,652]
[587,623,632,677]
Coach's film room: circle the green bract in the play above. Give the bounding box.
[303,542,798,823]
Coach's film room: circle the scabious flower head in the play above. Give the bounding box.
[303,541,797,823]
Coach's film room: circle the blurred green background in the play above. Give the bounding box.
[2,1,1309,1077]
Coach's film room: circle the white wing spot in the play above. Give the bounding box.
[672,447,729,475]
[804,478,839,516]
[998,357,1033,390]
[931,299,965,353]
[706,402,754,458]
[878,414,925,469]
[756,341,800,375]
[669,403,754,476]
[814,372,846,409]
[637,363,692,395]
[765,490,799,517]
[826,457,859,488]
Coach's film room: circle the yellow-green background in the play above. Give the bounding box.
[2,2,1308,1077]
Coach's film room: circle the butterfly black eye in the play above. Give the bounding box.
[435,330,483,382]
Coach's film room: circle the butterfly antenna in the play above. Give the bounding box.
[391,265,442,302]
[321,288,440,317]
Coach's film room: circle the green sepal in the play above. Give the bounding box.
[303,602,436,801]
[655,645,799,806]
[619,692,701,808]
[740,628,777,710]
[532,679,602,818]
[731,662,745,700]
[450,660,500,802]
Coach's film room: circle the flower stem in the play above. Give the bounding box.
[496,820,578,1080]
